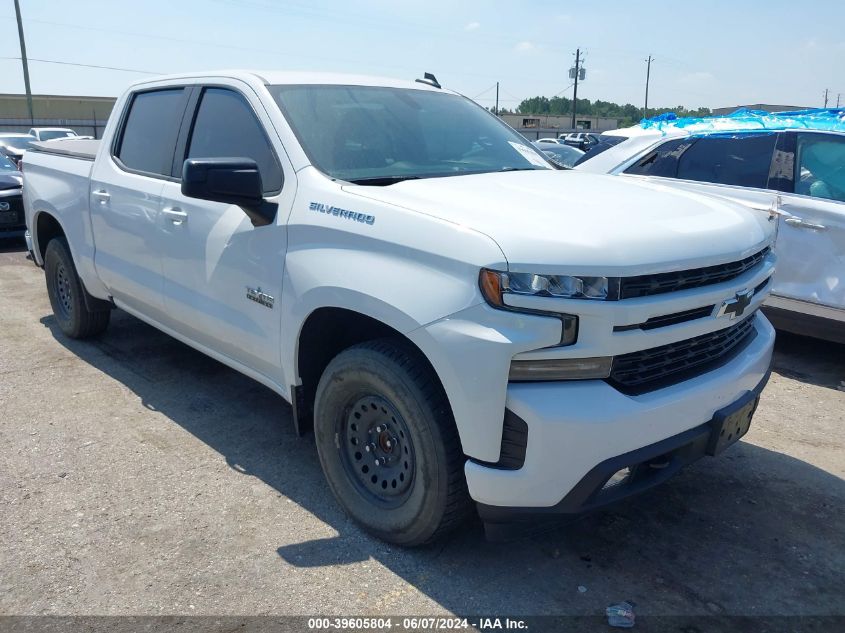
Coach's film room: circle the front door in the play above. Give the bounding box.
[159,84,293,382]
[774,132,845,311]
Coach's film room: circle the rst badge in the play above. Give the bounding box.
[246,286,274,309]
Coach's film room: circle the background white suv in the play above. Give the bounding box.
[576,114,845,343]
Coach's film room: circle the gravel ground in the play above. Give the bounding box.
[0,240,843,622]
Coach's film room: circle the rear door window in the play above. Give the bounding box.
[675,134,777,189]
[115,88,186,177]
[186,88,283,194]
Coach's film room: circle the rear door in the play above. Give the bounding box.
[158,82,293,381]
[774,132,845,313]
[90,87,190,321]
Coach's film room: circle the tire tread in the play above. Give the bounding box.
[356,339,473,544]
[45,237,110,339]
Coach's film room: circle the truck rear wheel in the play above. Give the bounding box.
[314,339,471,546]
[44,237,110,339]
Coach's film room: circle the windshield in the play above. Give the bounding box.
[39,130,75,141]
[0,136,35,151]
[0,154,17,171]
[271,85,551,183]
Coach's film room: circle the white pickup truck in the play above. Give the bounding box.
[24,71,776,545]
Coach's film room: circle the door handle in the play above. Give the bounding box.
[92,190,110,204]
[162,207,188,225]
[784,217,827,231]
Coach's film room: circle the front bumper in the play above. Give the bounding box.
[466,313,775,513]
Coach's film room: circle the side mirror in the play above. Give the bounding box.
[181,158,277,227]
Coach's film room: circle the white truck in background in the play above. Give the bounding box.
[23,71,776,544]
[28,127,80,142]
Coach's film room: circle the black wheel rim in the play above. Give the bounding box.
[341,395,416,507]
[53,262,73,320]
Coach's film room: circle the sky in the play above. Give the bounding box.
[0,0,843,111]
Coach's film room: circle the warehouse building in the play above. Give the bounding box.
[0,93,116,139]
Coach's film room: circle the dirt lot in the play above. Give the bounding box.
[1,240,843,624]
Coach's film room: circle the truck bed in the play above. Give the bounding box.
[30,139,100,161]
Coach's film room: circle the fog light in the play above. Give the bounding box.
[602,467,631,489]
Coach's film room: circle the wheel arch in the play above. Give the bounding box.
[33,209,66,264]
[291,305,455,445]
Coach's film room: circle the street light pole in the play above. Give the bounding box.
[13,0,35,126]
[644,55,653,119]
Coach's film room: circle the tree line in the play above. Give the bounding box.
[497,96,712,127]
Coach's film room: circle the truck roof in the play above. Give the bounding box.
[127,70,451,93]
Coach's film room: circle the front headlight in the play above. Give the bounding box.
[480,269,616,304]
[480,269,589,346]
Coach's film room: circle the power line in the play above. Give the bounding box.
[0,56,161,74]
[472,84,497,100]
[554,83,575,98]
[0,15,556,86]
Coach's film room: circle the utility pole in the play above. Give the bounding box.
[13,0,35,126]
[837,93,841,108]
[571,48,580,130]
[644,55,653,119]
[495,82,499,116]
[823,88,829,108]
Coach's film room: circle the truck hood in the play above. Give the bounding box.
[345,170,775,275]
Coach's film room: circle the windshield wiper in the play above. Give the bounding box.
[348,175,423,186]
[498,166,543,173]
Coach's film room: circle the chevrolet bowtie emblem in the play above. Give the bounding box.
[718,289,753,319]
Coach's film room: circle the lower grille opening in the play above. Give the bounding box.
[608,313,758,395]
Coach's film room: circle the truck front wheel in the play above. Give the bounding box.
[314,339,471,546]
[44,237,110,339]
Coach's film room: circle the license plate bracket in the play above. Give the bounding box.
[0,210,18,225]
[706,391,759,456]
